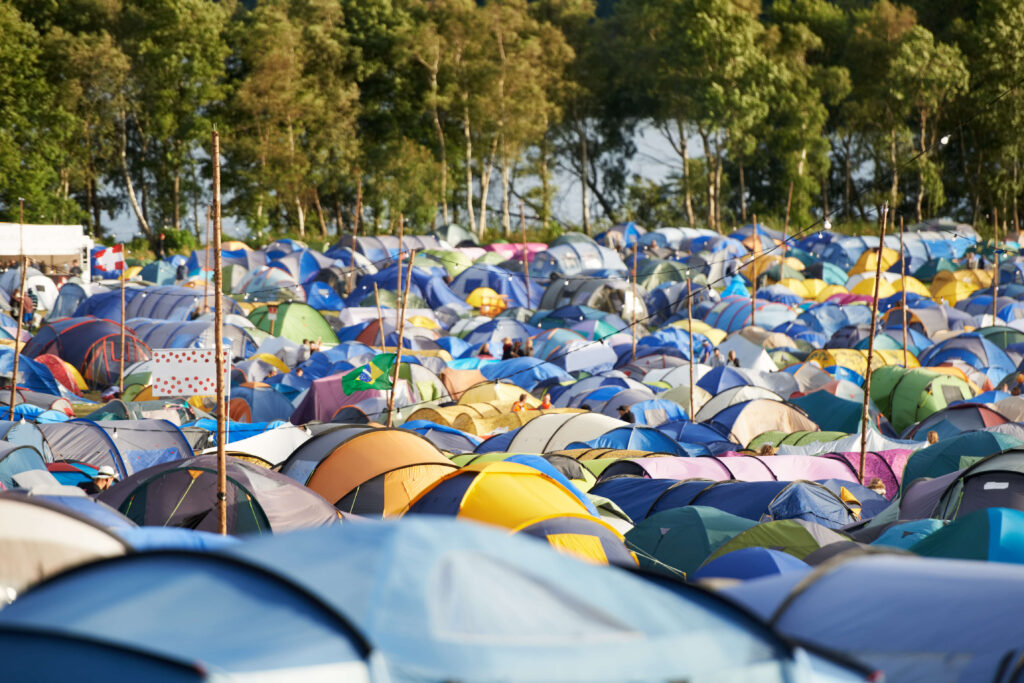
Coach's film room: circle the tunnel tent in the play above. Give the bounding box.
[530,241,627,279]
[625,506,757,577]
[94,419,193,474]
[930,450,1024,520]
[540,276,647,321]
[39,420,126,478]
[99,453,339,534]
[902,402,1010,440]
[128,319,257,359]
[902,431,1024,489]
[498,412,628,454]
[248,301,339,346]
[46,281,112,322]
[706,399,819,448]
[0,420,53,461]
[279,426,456,517]
[870,366,975,434]
[0,443,49,488]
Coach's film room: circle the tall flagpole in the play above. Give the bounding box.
[119,268,126,394]
[860,203,888,482]
[8,198,25,419]
[899,215,908,367]
[387,250,415,427]
[686,277,695,420]
[631,243,638,361]
[993,207,1000,325]
[212,129,227,535]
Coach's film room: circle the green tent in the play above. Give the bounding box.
[747,430,847,450]
[854,332,918,355]
[625,506,756,577]
[785,248,818,268]
[977,326,1024,350]
[901,432,1024,491]
[790,392,885,434]
[473,252,507,266]
[359,289,428,310]
[636,259,693,289]
[420,249,472,278]
[911,507,1024,563]
[247,301,339,345]
[765,262,805,282]
[869,366,974,434]
[912,257,958,283]
[703,518,849,564]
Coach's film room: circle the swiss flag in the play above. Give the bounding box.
[92,244,125,277]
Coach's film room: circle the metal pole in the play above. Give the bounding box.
[8,199,25,419]
[860,203,888,482]
[993,207,1000,325]
[119,270,126,393]
[686,277,695,421]
[900,216,908,367]
[751,213,758,328]
[520,200,531,304]
[631,244,638,360]
[372,282,385,348]
[212,129,227,535]
[387,250,415,427]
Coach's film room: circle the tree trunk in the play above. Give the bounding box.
[478,137,498,236]
[353,169,363,235]
[121,113,151,237]
[889,128,899,211]
[295,198,306,237]
[579,116,591,235]
[463,102,476,234]
[313,188,328,239]
[335,201,345,235]
[173,172,181,230]
[844,137,853,220]
[430,71,448,226]
[677,120,695,227]
[916,111,927,221]
[540,130,552,227]
[500,153,512,237]
[738,159,747,222]
[699,129,716,232]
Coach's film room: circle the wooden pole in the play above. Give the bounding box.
[387,250,415,427]
[993,207,1000,325]
[372,282,385,349]
[347,202,359,295]
[520,200,531,304]
[212,129,228,535]
[783,182,793,255]
[751,213,758,328]
[859,203,888,482]
[631,244,638,360]
[900,215,908,367]
[686,277,695,421]
[204,204,211,312]
[119,270,126,393]
[8,199,25,420]
[396,213,404,298]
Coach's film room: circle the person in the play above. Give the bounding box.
[539,394,552,410]
[758,443,777,456]
[478,343,494,359]
[297,339,311,364]
[709,347,726,367]
[926,430,939,445]
[617,404,634,423]
[501,337,515,360]
[78,465,117,495]
[727,350,740,368]
[700,339,712,363]
[868,477,887,497]
[511,393,528,412]
[523,339,534,357]
[512,340,523,357]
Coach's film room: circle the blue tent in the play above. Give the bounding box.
[401,420,482,453]
[223,518,821,681]
[450,264,540,309]
[0,551,371,678]
[870,519,947,549]
[692,547,812,581]
[627,398,689,425]
[0,348,62,395]
[576,425,691,456]
[231,385,296,423]
[0,443,48,488]
[723,555,1024,682]
[697,366,751,394]
[478,357,571,391]
[303,281,346,310]
[918,332,1016,385]
[464,319,541,350]
[772,322,827,349]
[139,260,179,285]
[656,420,737,454]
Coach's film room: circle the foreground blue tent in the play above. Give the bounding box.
[222,519,831,681]
[477,357,571,391]
[692,547,812,581]
[0,551,372,679]
[576,425,691,456]
[723,555,1024,682]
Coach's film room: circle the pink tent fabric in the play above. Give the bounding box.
[484,243,546,261]
[629,457,733,481]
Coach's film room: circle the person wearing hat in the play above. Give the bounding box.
[617,405,635,423]
[78,465,118,495]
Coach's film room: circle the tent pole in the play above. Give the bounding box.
[860,203,887,483]
[388,250,415,427]
[900,216,908,367]
[783,183,793,255]
[750,213,758,328]
[520,200,531,304]
[212,129,228,535]
[993,207,1000,325]
[372,282,384,349]
[8,198,25,420]
[687,277,695,421]
[631,243,638,361]
[119,269,126,394]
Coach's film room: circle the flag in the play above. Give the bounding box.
[91,244,125,278]
[150,348,231,397]
[342,353,396,395]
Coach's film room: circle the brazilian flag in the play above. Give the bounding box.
[342,353,396,395]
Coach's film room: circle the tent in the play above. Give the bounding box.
[279,426,456,516]
[248,302,339,345]
[704,518,849,563]
[692,547,811,581]
[625,506,756,576]
[902,431,1024,488]
[911,507,1024,563]
[100,454,339,535]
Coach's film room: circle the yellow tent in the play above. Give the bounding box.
[815,284,849,302]
[806,348,920,375]
[931,269,990,304]
[123,265,144,280]
[458,382,537,406]
[849,276,898,299]
[244,353,290,374]
[798,278,831,299]
[776,278,810,299]
[667,318,727,345]
[453,408,581,436]
[465,287,507,316]
[408,315,439,330]
[850,247,900,275]
[895,276,931,297]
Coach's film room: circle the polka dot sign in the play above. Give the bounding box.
[151,348,231,397]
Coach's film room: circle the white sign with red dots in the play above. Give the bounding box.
[151,348,231,397]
